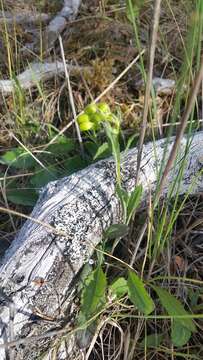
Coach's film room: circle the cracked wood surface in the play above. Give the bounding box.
[0,132,203,359]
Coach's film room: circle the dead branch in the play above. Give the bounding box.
[0,11,51,26]
[0,61,89,94]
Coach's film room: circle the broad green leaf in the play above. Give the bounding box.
[125,133,138,151]
[77,263,93,293]
[105,123,121,184]
[116,184,129,221]
[171,320,192,347]
[93,142,110,160]
[104,223,129,239]
[110,277,128,298]
[84,141,99,157]
[30,166,59,187]
[127,270,155,315]
[126,184,143,224]
[153,286,196,333]
[116,185,129,205]
[105,125,120,164]
[0,148,36,169]
[62,155,87,175]
[47,137,75,155]
[7,189,38,206]
[80,266,107,322]
[126,0,145,23]
[139,333,164,348]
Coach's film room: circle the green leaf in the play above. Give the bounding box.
[80,266,107,322]
[0,148,36,169]
[30,166,59,187]
[7,189,38,206]
[93,142,110,160]
[116,185,129,206]
[116,184,129,221]
[110,277,128,298]
[127,270,155,315]
[84,141,99,157]
[139,333,164,348]
[62,155,87,175]
[105,123,121,184]
[126,184,143,224]
[125,133,138,151]
[47,138,75,156]
[153,286,196,333]
[104,223,129,239]
[171,320,192,347]
[77,263,93,293]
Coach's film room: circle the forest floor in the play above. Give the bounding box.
[0,1,203,359]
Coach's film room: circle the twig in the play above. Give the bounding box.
[11,133,49,172]
[136,0,162,184]
[58,35,84,155]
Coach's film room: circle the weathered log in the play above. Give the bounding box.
[0,61,89,95]
[0,132,203,359]
[0,11,51,25]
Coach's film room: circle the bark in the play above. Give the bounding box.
[0,132,203,359]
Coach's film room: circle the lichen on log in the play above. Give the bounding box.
[0,132,203,359]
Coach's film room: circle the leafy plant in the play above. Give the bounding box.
[103,223,129,240]
[77,102,144,225]
[153,286,196,347]
[78,265,107,325]
[109,277,128,299]
[139,333,164,348]
[6,188,38,206]
[0,148,36,169]
[0,136,83,206]
[128,270,155,315]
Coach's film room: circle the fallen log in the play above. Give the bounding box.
[0,132,203,359]
[0,11,51,26]
[0,61,89,95]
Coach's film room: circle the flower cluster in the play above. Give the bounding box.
[77,102,120,134]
